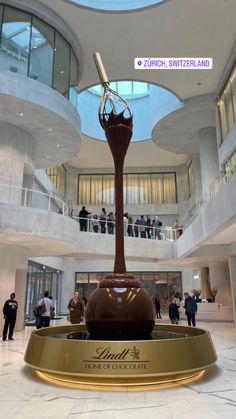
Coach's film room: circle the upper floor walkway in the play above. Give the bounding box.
[1,170,236,266]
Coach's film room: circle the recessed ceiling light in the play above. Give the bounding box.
[17,112,24,116]
[60,70,64,74]
[48,128,53,132]
[45,155,50,158]
[56,144,61,147]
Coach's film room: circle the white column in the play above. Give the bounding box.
[209,262,232,306]
[15,268,27,332]
[181,267,197,295]
[0,123,36,204]
[61,259,76,314]
[0,245,28,335]
[198,127,219,195]
[192,153,202,201]
[228,256,236,323]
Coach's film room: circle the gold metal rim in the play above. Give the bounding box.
[24,324,217,387]
[36,370,206,391]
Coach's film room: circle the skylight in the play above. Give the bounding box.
[66,0,165,12]
[90,81,149,98]
[77,81,182,142]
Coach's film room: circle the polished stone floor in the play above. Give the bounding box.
[1,318,236,419]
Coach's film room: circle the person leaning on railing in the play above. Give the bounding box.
[107,212,115,234]
[92,214,100,233]
[153,216,162,240]
[99,208,107,233]
[173,219,183,239]
[139,215,146,238]
[134,219,139,237]
[78,206,91,232]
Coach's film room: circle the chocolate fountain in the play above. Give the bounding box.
[85,53,155,339]
[24,55,217,388]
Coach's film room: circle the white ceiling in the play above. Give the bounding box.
[37,0,236,169]
[40,0,236,98]
[69,134,187,169]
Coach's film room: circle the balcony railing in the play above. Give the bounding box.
[0,183,69,215]
[72,216,182,241]
[182,165,236,229]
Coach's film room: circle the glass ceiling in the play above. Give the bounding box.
[3,22,46,52]
[67,0,165,12]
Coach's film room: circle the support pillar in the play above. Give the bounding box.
[209,262,232,306]
[0,123,36,204]
[228,256,236,323]
[201,267,211,299]
[198,127,219,195]
[15,268,27,332]
[0,245,28,335]
[191,153,202,202]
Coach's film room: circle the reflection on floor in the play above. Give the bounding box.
[0,317,236,419]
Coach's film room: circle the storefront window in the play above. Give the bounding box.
[75,271,182,311]
[25,262,62,322]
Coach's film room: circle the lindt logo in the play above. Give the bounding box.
[92,346,140,360]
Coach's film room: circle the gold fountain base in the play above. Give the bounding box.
[24,324,217,389]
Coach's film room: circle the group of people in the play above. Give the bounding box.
[77,206,165,238]
[153,292,198,327]
[2,289,197,341]
[131,215,163,239]
[34,291,86,328]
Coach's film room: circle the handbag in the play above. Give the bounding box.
[37,299,46,315]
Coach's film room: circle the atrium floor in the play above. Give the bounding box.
[1,318,236,419]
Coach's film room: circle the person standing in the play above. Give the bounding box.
[127,215,134,237]
[79,206,90,232]
[107,212,115,234]
[173,219,183,239]
[99,208,107,234]
[68,291,84,324]
[123,212,129,236]
[92,214,100,233]
[184,292,198,327]
[2,292,18,341]
[146,216,152,239]
[139,215,146,238]
[49,295,55,320]
[134,219,139,237]
[154,295,162,319]
[36,291,53,329]
[169,298,179,324]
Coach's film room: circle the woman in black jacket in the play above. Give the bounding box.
[169,298,179,325]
